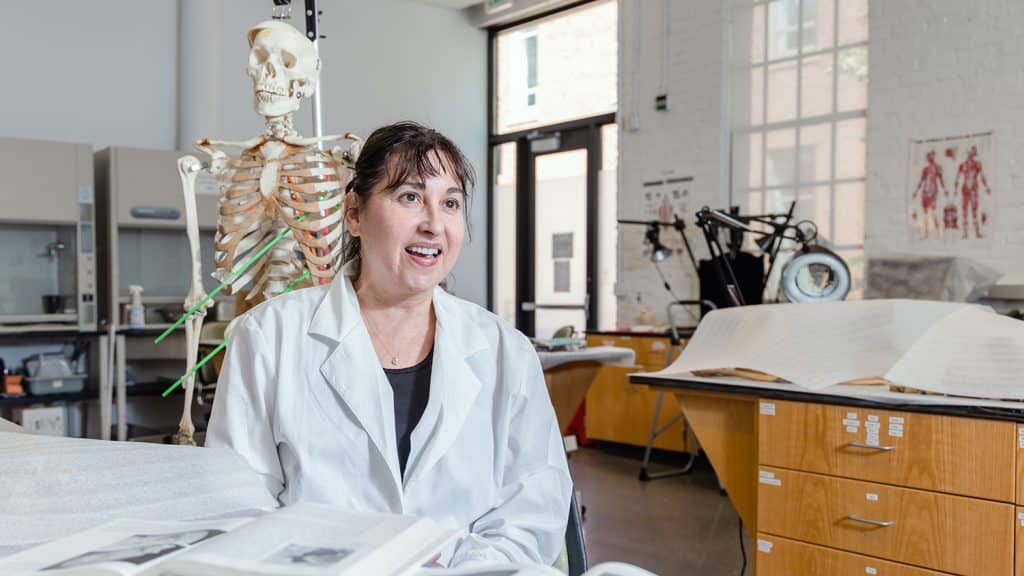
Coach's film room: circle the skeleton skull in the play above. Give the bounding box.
[246,20,321,118]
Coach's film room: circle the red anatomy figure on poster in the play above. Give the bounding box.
[954,145,991,239]
[912,150,946,239]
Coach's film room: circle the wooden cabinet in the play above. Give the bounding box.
[755,399,1018,576]
[1017,426,1024,506]
[759,400,1015,501]
[1016,507,1024,576]
[755,534,952,576]
[584,333,688,452]
[757,466,1012,575]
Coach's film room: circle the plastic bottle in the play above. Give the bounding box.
[127,285,146,328]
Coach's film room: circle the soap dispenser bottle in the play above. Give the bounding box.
[127,285,146,328]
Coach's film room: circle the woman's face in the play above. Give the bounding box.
[345,152,466,298]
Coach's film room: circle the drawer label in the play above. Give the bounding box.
[867,414,879,422]
[758,470,782,486]
[846,426,858,433]
[866,493,879,501]
[1017,512,1024,527]
[865,568,877,575]
[1018,428,1024,449]
[759,402,776,416]
[843,419,860,427]
[889,416,904,424]
[865,432,880,446]
[846,411,858,420]
[865,421,881,431]
[756,539,773,553]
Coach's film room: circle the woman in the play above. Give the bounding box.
[206,122,572,567]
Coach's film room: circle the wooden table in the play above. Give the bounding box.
[632,373,1024,576]
[539,347,634,432]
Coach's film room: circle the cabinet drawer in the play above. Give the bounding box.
[1016,507,1024,576]
[757,467,1013,575]
[1017,426,1024,505]
[755,533,952,576]
[758,400,1015,501]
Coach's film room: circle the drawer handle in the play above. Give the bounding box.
[846,514,895,528]
[847,442,896,451]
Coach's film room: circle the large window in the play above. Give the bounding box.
[730,0,868,295]
[493,0,617,134]
[489,1,618,331]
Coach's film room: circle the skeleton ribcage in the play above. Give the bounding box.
[213,145,348,302]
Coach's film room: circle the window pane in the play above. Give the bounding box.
[834,181,865,245]
[766,188,796,214]
[733,131,764,190]
[800,53,833,118]
[798,122,832,184]
[494,0,617,134]
[837,46,868,112]
[734,4,766,64]
[765,128,797,187]
[837,0,868,45]
[766,61,798,123]
[802,0,834,51]
[768,0,800,60]
[747,189,764,215]
[835,118,866,179]
[598,124,618,331]
[797,184,832,241]
[493,143,518,324]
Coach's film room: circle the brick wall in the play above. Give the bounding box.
[866,0,1024,283]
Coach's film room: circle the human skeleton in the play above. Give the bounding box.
[174,20,361,445]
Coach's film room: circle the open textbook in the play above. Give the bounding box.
[416,561,658,576]
[0,502,455,576]
[655,299,1024,400]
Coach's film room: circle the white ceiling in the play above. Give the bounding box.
[410,0,481,9]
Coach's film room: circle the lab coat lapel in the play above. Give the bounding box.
[309,265,402,494]
[404,287,487,488]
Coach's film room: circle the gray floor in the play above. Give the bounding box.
[568,446,753,576]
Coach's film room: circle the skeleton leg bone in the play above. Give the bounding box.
[173,155,212,446]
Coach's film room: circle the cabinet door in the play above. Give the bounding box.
[759,399,1015,501]
[758,466,1013,575]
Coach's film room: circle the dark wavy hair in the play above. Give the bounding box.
[343,122,475,278]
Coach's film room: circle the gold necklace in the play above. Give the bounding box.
[363,314,401,366]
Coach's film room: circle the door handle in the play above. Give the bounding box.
[847,442,896,451]
[846,514,895,528]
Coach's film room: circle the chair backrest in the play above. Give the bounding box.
[566,490,587,576]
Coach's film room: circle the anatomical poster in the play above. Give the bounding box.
[907,131,995,246]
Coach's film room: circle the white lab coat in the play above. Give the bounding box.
[205,265,572,567]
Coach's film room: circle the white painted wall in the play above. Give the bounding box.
[178,0,489,305]
[615,0,729,327]
[0,0,178,150]
[866,0,1024,283]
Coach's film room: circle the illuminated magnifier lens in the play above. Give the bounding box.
[781,247,851,302]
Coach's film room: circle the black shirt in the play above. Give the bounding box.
[383,348,433,479]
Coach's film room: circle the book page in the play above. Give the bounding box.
[885,306,1024,399]
[0,517,250,576]
[159,502,455,576]
[0,432,278,550]
[413,564,561,576]
[655,300,983,390]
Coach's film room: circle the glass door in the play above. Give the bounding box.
[518,127,596,338]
